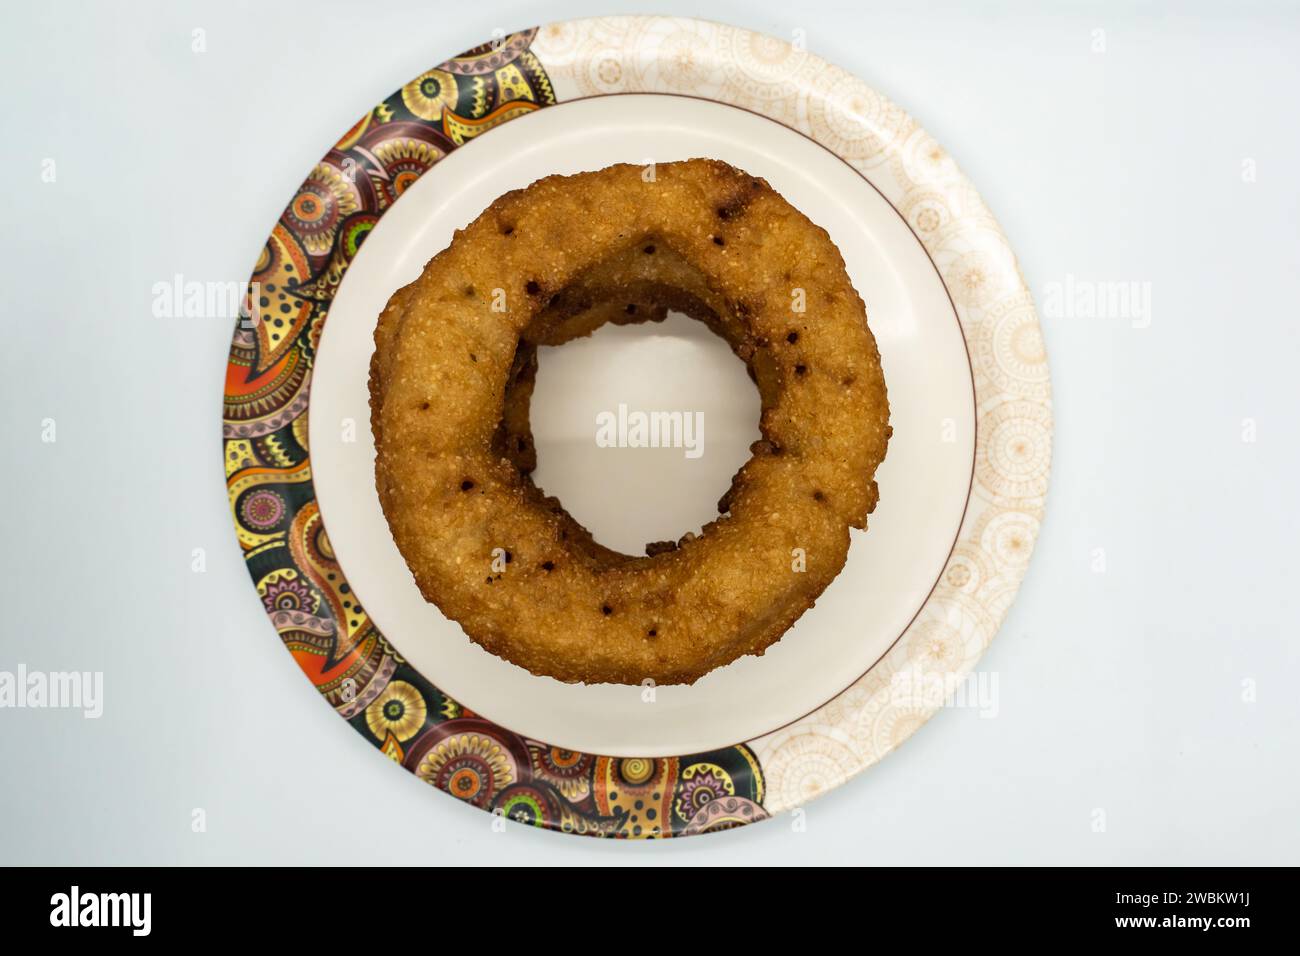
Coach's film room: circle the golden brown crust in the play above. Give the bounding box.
[370,159,890,685]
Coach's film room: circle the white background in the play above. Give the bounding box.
[1,0,1297,865]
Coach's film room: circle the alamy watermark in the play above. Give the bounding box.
[151,273,260,323]
[50,886,150,936]
[0,665,103,718]
[595,403,704,459]
[1042,274,1151,328]
[889,668,999,718]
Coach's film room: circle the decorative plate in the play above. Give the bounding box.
[223,16,1051,838]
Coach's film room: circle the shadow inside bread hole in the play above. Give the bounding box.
[527,311,762,557]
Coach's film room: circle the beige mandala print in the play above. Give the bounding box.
[535,17,1052,816]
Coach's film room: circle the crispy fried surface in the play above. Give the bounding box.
[370,159,890,685]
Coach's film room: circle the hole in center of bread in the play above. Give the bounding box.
[526,311,761,557]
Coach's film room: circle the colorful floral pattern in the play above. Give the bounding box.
[224,18,1049,837]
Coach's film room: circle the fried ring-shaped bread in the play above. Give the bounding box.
[372,159,890,685]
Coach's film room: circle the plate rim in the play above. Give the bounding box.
[222,15,1051,839]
